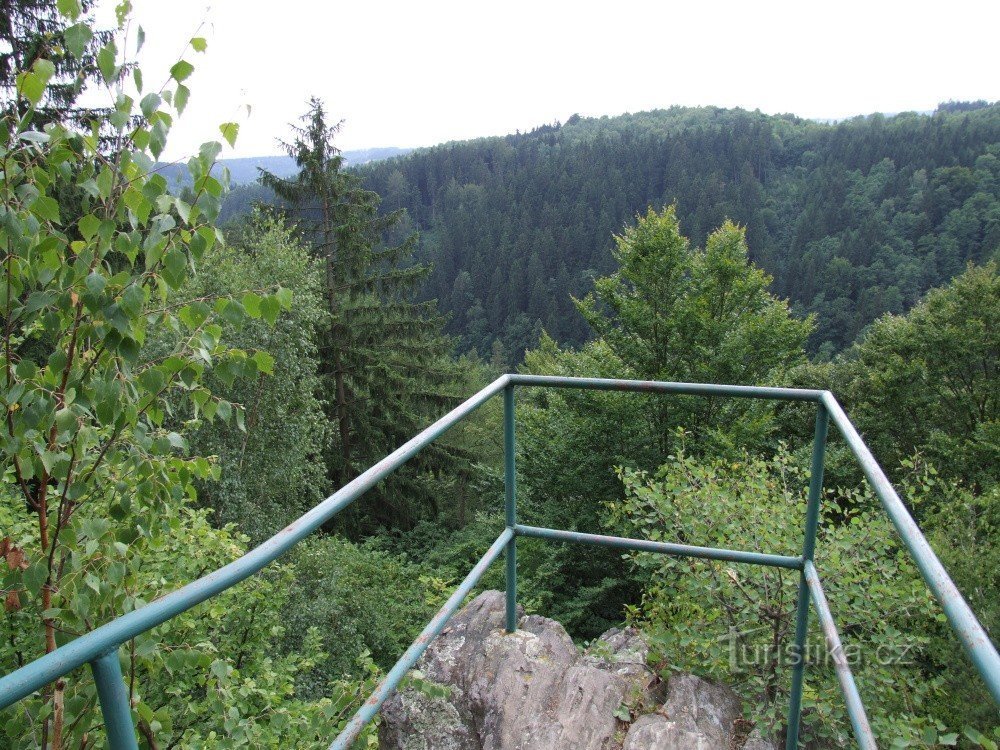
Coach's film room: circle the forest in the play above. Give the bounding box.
[0,2,997,749]
[224,101,1000,362]
[222,101,1000,363]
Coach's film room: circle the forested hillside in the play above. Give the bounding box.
[356,103,1000,359]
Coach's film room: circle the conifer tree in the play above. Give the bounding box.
[0,0,113,125]
[261,98,464,528]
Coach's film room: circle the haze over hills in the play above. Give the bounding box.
[160,146,411,187]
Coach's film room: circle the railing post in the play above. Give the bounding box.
[785,403,830,749]
[90,649,139,750]
[504,384,517,633]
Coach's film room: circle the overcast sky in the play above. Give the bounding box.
[110,0,999,159]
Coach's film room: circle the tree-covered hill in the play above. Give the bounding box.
[355,103,1000,360]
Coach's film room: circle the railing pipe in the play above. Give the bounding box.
[803,562,876,750]
[821,392,1000,703]
[504,385,518,633]
[509,374,824,402]
[328,528,514,750]
[785,403,830,750]
[89,650,138,750]
[512,524,802,570]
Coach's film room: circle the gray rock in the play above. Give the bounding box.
[380,591,643,750]
[743,725,780,750]
[379,591,775,750]
[379,686,477,750]
[622,673,743,750]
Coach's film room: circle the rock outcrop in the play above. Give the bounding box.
[379,590,778,750]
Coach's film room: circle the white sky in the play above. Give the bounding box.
[102,0,1000,160]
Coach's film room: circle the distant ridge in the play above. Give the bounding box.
[160,146,411,186]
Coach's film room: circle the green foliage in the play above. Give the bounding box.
[174,211,331,541]
[342,105,1000,360]
[508,209,811,636]
[0,0,114,127]
[1,5,995,747]
[0,7,359,747]
[1,496,376,748]
[514,335,652,635]
[608,443,953,746]
[824,263,999,492]
[917,477,1000,733]
[281,536,437,695]
[575,205,811,454]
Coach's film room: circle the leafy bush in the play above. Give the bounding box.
[281,536,438,696]
[177,211,331,542]
[608,440,959,746]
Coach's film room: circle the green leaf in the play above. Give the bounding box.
[175,84,190,114]
[190,36,207,52]
[140,92,161,119]
[252,350,275,375]
[97,41,117,83]
[55,407,76,432]
[31,195,61,224]
[56,0,81,20]
[23,561,48,596]
[64,22,93,58]
[97,167,114,198]
[78,213,100,240]
[219,122,239,147]
[275,286,293,309]
[170,60,194,82]
[85,272,106,296]
[15,359,37,379]
[260,296,280,325]
[16,72,45,106]
[120,282,145,316]
[242,292,262,318]
[178,302,210,331]
[18,131,50,144]
[149,119,168,160]
[138,367,166,394]
[33,59,55,83]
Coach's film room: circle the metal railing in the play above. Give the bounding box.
[1,375,998,749]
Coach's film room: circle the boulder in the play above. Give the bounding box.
[379,590,777,750]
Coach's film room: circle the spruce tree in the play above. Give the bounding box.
[261,98,465,528]
[0,0,113,125]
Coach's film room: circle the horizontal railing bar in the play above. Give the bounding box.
[329,527,514,750]
[822,392,1000,704]
[513,524,803,570]
[0,376,513,710]
[509,374,825,402]
[803,561,876,750]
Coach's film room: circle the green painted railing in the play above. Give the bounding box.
[1,375,998,749]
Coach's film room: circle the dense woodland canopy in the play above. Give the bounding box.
[0,2,998,748]
[346,103,1000,360]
